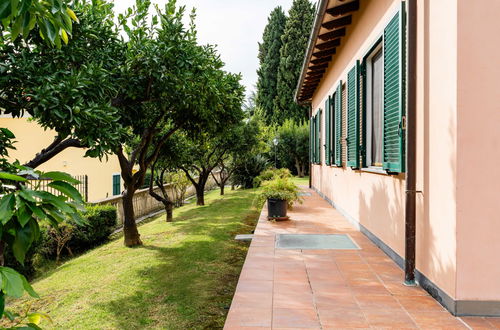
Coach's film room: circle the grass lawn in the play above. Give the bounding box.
[10,188,262,329]
[291,176,309,187]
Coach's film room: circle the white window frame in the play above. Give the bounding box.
[365,42,384,169]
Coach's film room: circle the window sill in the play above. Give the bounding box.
[359,167,388,175]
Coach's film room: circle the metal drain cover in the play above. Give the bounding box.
[276,234,360,250]
[298,192,312,196]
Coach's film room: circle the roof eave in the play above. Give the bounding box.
[294,0,329,106]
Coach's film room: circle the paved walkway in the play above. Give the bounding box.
[224,187,500,329]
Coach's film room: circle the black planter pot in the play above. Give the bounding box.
[267,198,289,220]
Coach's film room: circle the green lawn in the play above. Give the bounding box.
[291,176,309,187]
[10,188,262,329]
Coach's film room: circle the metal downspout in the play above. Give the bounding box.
[404,0,418,285]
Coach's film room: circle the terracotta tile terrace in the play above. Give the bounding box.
[224,186,500,329]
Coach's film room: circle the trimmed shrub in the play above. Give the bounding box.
[68,205,117,253]
[253,168,291,188]
[38,204,117,260]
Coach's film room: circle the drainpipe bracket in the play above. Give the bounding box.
[403,279,417,287]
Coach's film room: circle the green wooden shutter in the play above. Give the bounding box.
[313,114,318,164]
[316,110,321,164]
[112,174,120,196]
[325,97,331,165]
[346,62,360,168]
[334,82,343,166]
[309,117,313,163]
[383,3,406,173]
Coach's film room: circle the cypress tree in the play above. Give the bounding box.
[274,0,315,124]
[256,7,287,124]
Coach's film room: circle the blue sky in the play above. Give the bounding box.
[114,0,296,98]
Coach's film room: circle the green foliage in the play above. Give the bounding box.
[274,0,315,124]
[253,168,291,188]
[256,7,287,124]
[0,0,78,47]
[232,154,269,189]
[167,171,190,207]
[0,168,85,266]
[39,205,117,259]
[0,128,85,327]
[1,0,125,162]
[69,205,117,253]
[5,189,261,329]
[256,177,302,207]
[3,238,40,279]
[275,119,309,176]
[1,305,52,329]
[114,0,245,239]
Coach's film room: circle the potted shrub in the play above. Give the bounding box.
[257,177,302,220]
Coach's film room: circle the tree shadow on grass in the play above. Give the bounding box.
[92,191,260,329]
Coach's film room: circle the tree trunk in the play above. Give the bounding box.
[122,188,143,247]
[295,158,304,178]
[220,184,225,195]
[165,202,173,222]
[196,185,205,206]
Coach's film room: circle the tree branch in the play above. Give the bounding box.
[144,123,182,167]
[211,171,221,187]
[148,159,166,203]
[116,146,133,185]
[24,137,83,169]
[180,167,198,189]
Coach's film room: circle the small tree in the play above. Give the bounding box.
[114,1,244,245]
[211,159,234,196]
[276,120,309,177]
[146,130,194,222]
[149,160,175,222]
[169,171,190,207]
[176,131,236,206]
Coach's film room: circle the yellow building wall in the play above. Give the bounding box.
[1,118,122,202]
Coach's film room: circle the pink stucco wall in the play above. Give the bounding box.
[415,0,458,301]
[310,0,466,300]
[455,0,500,301]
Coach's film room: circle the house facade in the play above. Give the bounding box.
[297,0,500,316]
[1,117,122,202]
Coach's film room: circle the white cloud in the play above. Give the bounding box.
[113,0,295,97]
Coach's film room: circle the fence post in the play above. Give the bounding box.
[84,175,89,202]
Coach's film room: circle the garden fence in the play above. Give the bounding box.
[28,174,89,202]
[91,172,219,224]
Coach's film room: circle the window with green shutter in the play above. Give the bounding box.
[346,62,360,168]
[383,4,406,173]
[334,82,343,166]
[316,110,321,164]
[325,97,331,165]
[309,117,312,163]
[312,115,316,163]
[112,174,121,196]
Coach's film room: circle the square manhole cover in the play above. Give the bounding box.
[276,234,360,250]
[298,192,312,196]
